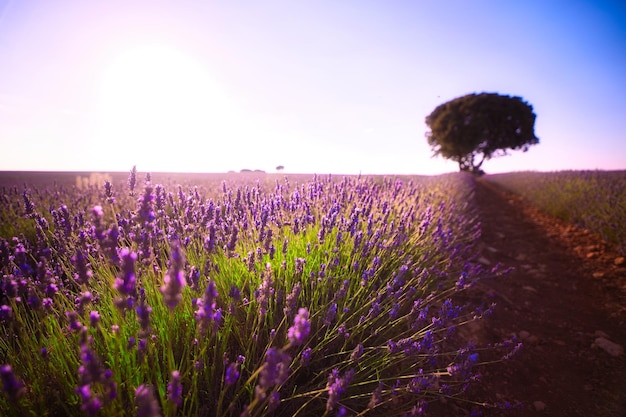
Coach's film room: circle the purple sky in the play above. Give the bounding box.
[1,0,625,174]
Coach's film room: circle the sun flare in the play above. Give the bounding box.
[96,44,235,171]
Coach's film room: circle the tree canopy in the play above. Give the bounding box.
[425,92,539,173]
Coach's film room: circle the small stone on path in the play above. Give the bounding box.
[614,256,625,266]
[592,337,624,357]
[533,400,546,411]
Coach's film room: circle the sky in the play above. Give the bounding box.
[0,0,625,175]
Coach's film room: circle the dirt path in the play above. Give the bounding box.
[458,179,626,416]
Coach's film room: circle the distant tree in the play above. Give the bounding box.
[276,165,285,172]
[425,92,539,174]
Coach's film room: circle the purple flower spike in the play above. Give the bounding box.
[258,348,291,390]
[72,249,93,285]
[167,370,183,406]
[22,190,36,217]
[89,311,100,327]
[136,292,153,338]
[224,362,240,385]
[323,303,337,326]
[300,347,312,366]
[284,283,302,317]
[287,308,310,346]
[76,334,116,415]
[161,242,186,311]
[0,364,25,402]
[0,305,12,323]
[135,384,161,417]
[114,248,138,298]
[104,180,115,203]
[326,368,354,412]
[128,166,137,196]
[195,279,221,333]
[137,184,156,224]
[255,263,275,318]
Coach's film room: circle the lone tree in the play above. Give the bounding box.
[425,92,539,174]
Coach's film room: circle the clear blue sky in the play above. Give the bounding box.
[1,0,625,175]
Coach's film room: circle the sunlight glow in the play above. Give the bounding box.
[96,44,237,171]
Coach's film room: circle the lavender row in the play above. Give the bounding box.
[1,170,512,416]
[485,170,626,255]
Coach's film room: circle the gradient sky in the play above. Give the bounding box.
[1,0,625,175]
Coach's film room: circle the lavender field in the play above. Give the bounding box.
[484,171,626,255]
[0,169,511,416]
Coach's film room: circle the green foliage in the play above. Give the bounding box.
[425,93,539,173]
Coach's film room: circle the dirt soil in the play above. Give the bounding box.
[451,179,626,416]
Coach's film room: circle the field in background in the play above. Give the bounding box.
[484,171,626,255]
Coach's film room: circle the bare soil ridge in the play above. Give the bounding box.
[460,179,626,416]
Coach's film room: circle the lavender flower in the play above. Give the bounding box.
[367,382,383,409]
[104,180,115,203]
[187,266,200,292]
[113,248,138,301]
[326,368,354,412]
[294,257,306,276]
[135,384,161,417]
[350,343,364,362]
[91,205,105,241]
[300,347,312,366]
[66,311,83,333]
[160,242,186,310]
[287,308,310,346]
[76,385,102,417]
[334,279,349,301]
[502,342,523,361]
[128,165,137,196]
[167,370,183,406]
[0,365,25,402]
[136,288,152,337]
[0,305,12,323]
[72,249,93,285]
[282,238,288,255]
[195,279,221,333]
[76,333,116,415]
[228,284,241,301]
[255,263,274,318]
[136,184,156,224]
[258,348,291,390]
[323,303,337,326]
[283,282,302,317]
[224,361,240,385]
[226,225,238,251]
[335,406,348,417]
[22,190,36,217]
[89,311,100,327]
